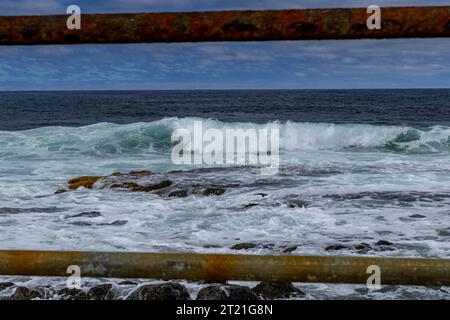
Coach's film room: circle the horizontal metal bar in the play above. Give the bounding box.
[0,250,449,286]
[0,6,449,45]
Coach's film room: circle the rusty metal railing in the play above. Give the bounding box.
[0,250,449,286]
[0,6,449,45]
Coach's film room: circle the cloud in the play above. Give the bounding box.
[0,1,448,89]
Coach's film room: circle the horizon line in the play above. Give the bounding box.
[1,87,449,93]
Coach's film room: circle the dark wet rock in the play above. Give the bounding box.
[326,241,396,254]
[243,203,259,209]
[196,286,228,300]
[87,284,115,300]
[0,282,15,291]
[118,280,139,286]
[70,220,127,227]
[375,240,393,246]
[202,188,226,196]
[111,180,172,192]
[197,285,259,300]
[168,190,189,198]
[325,244,352,252]
[203,244,222,249]
[9,286,44,300]
[99,220,128,226]
[126,283,190,300]
[409,214,426,219]
[70,221,93,226]
[231,243,258,250]
[254,193,268,197]
[54,188,67,194]
[281,245,298,253]
[324,191,450,205]
[437,228,450,236]
[354,243,373,254]
[68,176,102,190]
[231,242,297,253]
[66,211,102,219]
[252,282,304,299]
[287,200,309,208]
[128,170,152,175]
[63,170,230,199]
[57,288,88,300]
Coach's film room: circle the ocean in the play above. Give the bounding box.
[0,89,449,299]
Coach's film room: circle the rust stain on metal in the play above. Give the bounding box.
[0,6,448,45]
[0,250,449,286]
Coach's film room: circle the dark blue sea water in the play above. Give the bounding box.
[1,89,449,130]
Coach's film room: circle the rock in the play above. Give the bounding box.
[118,280,139,286]
[68,176,102,190]
[220,286,260,300]
[0,282,15,291]
[287,200,309,208]
[409,214,426,218]
[128,170,152,175]
[57,288,88,300]
[9,286,44,300]
[168,190,189,198]
[281,245,298,253]
[325,241,396,254]
[100,220,128,226]
[196,286,228,300]
[437,228,450,236]
[230,242,297,253]
[66,211,102,219]
[230,243,258,250]
[54,188,67,194]
[111,172,123,176]
[126,283,190,300]
[197,285,259,300]
[243,203,259,208]
[202,188,226,196]
[70,221,93,226]
[252,282,304,299]
[325,244,352,252]
[111,180,172,192]
[374,240,393,246]
[87,284,115,300]
[354,243,373,254]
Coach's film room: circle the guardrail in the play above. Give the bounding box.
[0,250,449,286]
[0,6,449,45]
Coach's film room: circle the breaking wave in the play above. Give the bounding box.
[0,117,449,159]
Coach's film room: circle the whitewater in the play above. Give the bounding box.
[0,117,449,299]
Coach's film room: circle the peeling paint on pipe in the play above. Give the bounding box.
[0,250,449,286]
[0,6,449,45]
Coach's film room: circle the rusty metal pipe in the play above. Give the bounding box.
[0,6,449,45]
[0,250,449,286]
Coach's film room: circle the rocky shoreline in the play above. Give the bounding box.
[0,280,304,300]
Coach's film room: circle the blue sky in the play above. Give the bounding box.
[0,0,449,90]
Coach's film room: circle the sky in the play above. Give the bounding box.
[0,0,448,90]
